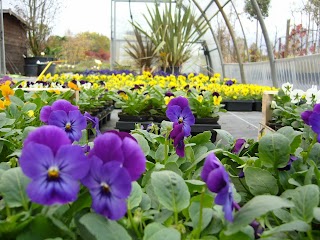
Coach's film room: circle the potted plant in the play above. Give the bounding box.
[132,0,208,73]
[124,27,158,73]
[187,88,226,123]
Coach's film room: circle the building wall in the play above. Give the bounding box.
[4,13,27,74]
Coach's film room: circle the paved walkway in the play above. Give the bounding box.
[101,109,262,141]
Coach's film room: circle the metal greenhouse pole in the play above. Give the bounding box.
[0,0,6,74]
[250,0,277,87]
[214,0,246,83]
[190,0,225,77]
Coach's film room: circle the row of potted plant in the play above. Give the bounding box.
[0,84,319,239]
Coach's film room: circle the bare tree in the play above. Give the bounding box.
[13,0,62,56]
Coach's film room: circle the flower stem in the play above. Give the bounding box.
[307,229,314,240]
[127,209,142,239]
[164,135,169,163]
[303,135,317,164]
[195,189,205,239]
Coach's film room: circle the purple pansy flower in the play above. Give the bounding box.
[232,138,246,154]
[301,103,320,142]
[40,99,79,124]
[48,110,87,142]
[225,80,234,86]
[19,126,89,205]
[88,132,146,181]
[84,112,101,136]
[170,122,185,157]
[82,158,132,220]
[201,153,234,222]
[166,96,195,136]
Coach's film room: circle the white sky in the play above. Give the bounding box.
[2,0,306,45]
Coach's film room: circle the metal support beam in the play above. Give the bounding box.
[250,0,277,87]
[0,0,6,74]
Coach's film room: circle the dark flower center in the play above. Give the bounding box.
[65,122,72,132]
[178,117,184,123]
[101,182,111,194]
[47,167,60,180]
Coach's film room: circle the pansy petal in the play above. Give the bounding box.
[175,140,185,157]
[206,168,228,194]
[181,107,195,126]
[122,137,146,181]
[82,156,104,189]
[68,110,87,132]
[55,145,89,180]
[183,123,191,137]
[92,194,127,220]
[309,112,320,134]
[167,96,189,109]
[301,110,313,125]
[48,110,68,128]
[24,126,70,155]
[39,106,52,123]
[89,132,124,163]
[166,105,182,122]
[20,142,54,178]
[201,153,220,182]
[107,130,137,142]
[51,99,78,112]
[222,187,234,222]
[313,103,320,113]
[27,175,79,205]
[101,161,132,199]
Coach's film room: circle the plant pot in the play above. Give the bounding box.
[252,100,262,111]
[161,66,180,74]
[224,100,254,112]
[24,64,38,76]
[195,116,220,124]
[152,115,169,123]
[24,56,55,65]
[267,121,283,131]
[37,63,56,75]
[191,123,221,142]
[118,112,149,122]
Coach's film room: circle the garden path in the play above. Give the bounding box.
[101,109,262,141]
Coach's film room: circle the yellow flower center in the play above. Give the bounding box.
[65,122,72,131]
[47,167,59,179]
[178,117,184,123]
[101,182,110,193]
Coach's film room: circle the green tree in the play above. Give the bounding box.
[244,0,271,49]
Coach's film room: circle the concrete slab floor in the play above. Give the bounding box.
[101,109,262,141]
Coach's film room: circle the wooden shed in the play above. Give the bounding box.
[3,9,27,75]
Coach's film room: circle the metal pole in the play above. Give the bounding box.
[214,0,246,83]
[250,0,277,87]
[0,0,6,74]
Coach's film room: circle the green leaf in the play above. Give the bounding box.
[263,220,310,236]
[0,167,29,208]
[244,167,278,195]
[127,182,143,210]
[215,129,234,146]
[226,196,294,234]
[132,133,150,156]
[143,222,180,240]
[77,213,131,240]
[151,170,190,212]
[155,144,165,162]
[314,207,320,221]
[289,185,319,223]
[277,126,302,153]
[22,103,37,112]
[258,133,291,169]
[220,226,254,240]
[189,202,213,231]
[189,131,212,145]
[309,143,320,164]
[140,193,151,211]
[165,162,182,176]
[9,95,25,107]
